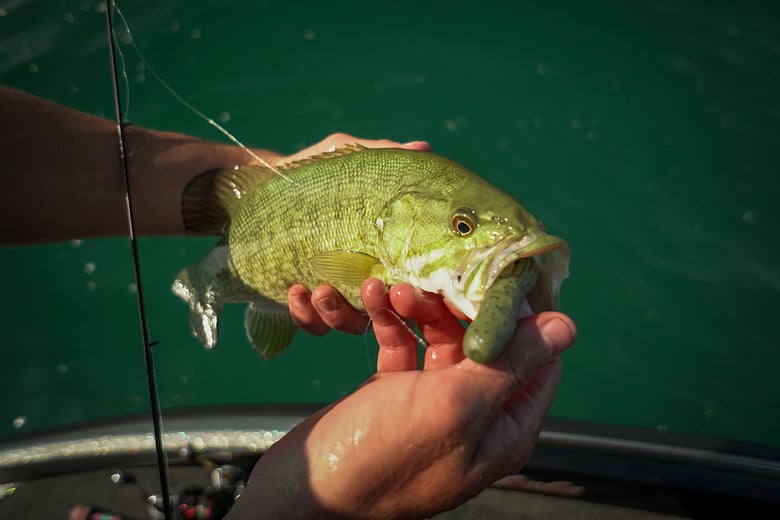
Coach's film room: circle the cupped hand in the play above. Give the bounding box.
[230,279,576,520]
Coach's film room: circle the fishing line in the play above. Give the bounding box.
[108,18,130,120]
[104,2,173,518]
[109,3,417,257]
[111,4,292,181]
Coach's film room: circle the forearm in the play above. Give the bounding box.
[0,86,281,244]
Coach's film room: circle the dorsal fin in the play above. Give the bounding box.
[275,143,367,170]
[182,166,277,234]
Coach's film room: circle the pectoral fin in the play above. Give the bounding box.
[308,251,381,286]
[244,304,298,359]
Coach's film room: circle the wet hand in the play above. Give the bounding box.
[236,279,576,519]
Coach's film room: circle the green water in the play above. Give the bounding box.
[1,0,778,451]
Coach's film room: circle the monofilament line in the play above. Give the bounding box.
[111,4,288,179]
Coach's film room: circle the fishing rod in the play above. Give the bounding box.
[104,1,173,518]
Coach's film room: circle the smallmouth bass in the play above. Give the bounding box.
[172,146,569,361]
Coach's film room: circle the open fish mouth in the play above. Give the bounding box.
[461,229,570,316]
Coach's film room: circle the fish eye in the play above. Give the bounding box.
[451,209,477,237]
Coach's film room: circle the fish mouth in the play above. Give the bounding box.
[460,229,570,316]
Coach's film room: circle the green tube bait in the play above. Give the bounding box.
[462,259,538,363]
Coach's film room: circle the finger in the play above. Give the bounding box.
[400,141,431,152]
[310,285,369,335]
[388,284,465,369]
[443,298,470,321]
[288,284,330,335]
[501,358,562,434]
[362,279,419,372]
[471,359,563,479]
[457,312,576,405]
[501,313,575,387]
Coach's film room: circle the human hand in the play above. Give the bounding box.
[229,279,576,520]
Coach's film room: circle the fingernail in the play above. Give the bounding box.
[314,294,337,313]
[540,318,575,351]
[402,141,431,151]
[290,292,308,308]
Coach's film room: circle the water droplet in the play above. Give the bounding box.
[134,72,146,83]
[414,73,426,84]
[84,261,97,275]
[127,283,138,294]
[86,281,97,292]
[218,111,231,123]
[704,409,715,419]
[303,29,316,40]
[79,1,91,11]
[94,2,107,13]
[443,115,467,132]
[70,239,83,248]
[0,7,6,17]
[570,118,583,130]
[119,32,132,45]
[63,11,74,23]
[56,364,68,375]
[12,416,26,429]
[67,83,79,94]
[189,28,201,39]
[28,63,39,73]
[586,130,599,142]
[742,210,756,223]
[169,20,180,32]
[536,63,549,75]
[656,424,669,434]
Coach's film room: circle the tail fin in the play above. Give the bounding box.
[172,265,222,349]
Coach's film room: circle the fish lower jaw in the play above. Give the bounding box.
[403,266,479,319]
